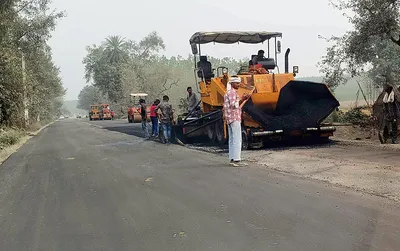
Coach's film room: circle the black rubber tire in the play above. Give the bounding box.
[241,130,249,150]
[206,123,216,142]
[215,120,227,147]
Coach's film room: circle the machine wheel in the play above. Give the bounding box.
[206,123,216,142]
[215,120,227,147]
[173,125,187,145]
[241,130,250,150]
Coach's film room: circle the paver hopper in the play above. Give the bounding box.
[174,31,340,149]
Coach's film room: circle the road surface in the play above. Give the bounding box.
[0,119,399,251]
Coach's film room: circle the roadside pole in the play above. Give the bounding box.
[21,51,29,128]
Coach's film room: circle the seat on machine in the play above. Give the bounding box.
[249,55,257,66]
[197,56,215,80]
[257,58,276,70]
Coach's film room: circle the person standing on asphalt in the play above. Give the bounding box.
[155,95,174,144]
[223,76,250,167]
[139,99,150,139]
[150,99,160,137]
[187,87,201,117]
[380,83,399,144]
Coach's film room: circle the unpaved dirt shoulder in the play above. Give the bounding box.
[0,121,55,165]
[241,143,400,202]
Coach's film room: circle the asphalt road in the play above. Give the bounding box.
[0,119,399,251]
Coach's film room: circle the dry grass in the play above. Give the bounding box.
[0,120,55,165]
[0,128,24,149]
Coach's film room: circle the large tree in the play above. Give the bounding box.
[0,0,65,126]
[319,0,400,89]
[83,32,178,104]
[104,35,129,64]
[77,85,107,111]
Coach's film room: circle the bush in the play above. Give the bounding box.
[339,107,370,126]
[0,128,24,148]
[27,122,42,132]
[324,109,344,123]
[323,107,371,126]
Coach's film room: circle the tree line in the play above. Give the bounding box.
[319,0,400,90]
[80,0,400,116]
[0,0,65,128]
[78,32,246,116]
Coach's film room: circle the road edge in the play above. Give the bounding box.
[0,120,56,165]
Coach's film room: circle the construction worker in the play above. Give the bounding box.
[380,83,398,144]
[256,50,266,61]
[155,95,174,144]
[223,75,250,166]
[139,99,150,139]
[187,87,201,117]
[150,99,160,137]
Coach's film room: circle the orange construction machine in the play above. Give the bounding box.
[99,103,112,120]
[173,31,340,149]
[89,105,100,120]
[127,93,151,123]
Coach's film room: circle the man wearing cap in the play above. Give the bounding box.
[223,75,250,167]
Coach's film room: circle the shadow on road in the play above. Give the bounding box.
[101,126,144,138]
[93,121,337,153]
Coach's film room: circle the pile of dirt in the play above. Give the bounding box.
[332,125,379,141]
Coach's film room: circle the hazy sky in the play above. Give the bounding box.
[48,0,352,100]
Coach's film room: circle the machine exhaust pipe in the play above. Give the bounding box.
[284,48,290,73]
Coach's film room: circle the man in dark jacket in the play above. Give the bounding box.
[380,84,398,144]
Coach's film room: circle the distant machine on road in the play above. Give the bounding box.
[89,104,99,121]
[99,104,112,120]
[89,104,112,120]
[127,93,151,123]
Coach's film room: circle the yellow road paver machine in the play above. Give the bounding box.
[173,31,340,149]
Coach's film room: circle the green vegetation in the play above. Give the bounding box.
[0,128,24,149]
[0,0,65,128]
[76,32,383,116]
[319,0,400,89]
[78,32,246,116]
[325,107,371,125]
